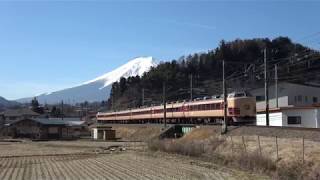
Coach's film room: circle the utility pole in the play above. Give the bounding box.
[142,88,145,106]
[222,60,228,134]
[264,49,270,126]
[190,74,193,124]
[111,94,114,111]
[163,82,167,128]
[275,64,278,108]
[190,74,193,101]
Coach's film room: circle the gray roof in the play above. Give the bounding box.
[2,108,39,117]
[89,124,112,129]
[47,117,82,121]
[33,118,67,125]
[10,118,85,127]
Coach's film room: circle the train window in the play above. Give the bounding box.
[288,116,301,125]
[193,105,197,111]
[235,92,246,97]
[193,105,198,111]
[228,92,246,98]
[313,97,318,103]
[256,96,265,101]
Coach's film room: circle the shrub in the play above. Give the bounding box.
[147,139,205,157]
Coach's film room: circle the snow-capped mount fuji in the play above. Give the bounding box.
[82,56,157,88]
[16,57,158,104]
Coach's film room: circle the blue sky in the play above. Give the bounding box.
[0,1,319,100]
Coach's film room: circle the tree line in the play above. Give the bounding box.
[107,37,320,111]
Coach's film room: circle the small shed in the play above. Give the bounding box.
[91,125,116,141]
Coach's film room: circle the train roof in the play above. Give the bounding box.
[97,92,254,115]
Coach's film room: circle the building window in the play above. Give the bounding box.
[288,116,301,125]
[313,97,318,103]
[298,95,302,102]
[305,96,308,103]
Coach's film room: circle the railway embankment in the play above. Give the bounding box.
[111,124,320,141]
[111,124,164,141]
[228,125,320,140]
[144,125,320,179]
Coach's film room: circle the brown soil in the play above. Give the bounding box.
[0,141,266,180]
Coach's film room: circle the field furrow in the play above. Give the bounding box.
[0,141,265,180]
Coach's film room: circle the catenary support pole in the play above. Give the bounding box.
[222,60,228,134]
[142,88,145,106]
[275,64,279,108]
[163,82,167,128]
[190,74,193,101]
[264,49,270,126]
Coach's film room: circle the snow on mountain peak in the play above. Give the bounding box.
[83,56,157,88]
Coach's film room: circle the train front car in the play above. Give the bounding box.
[227,92,256,124]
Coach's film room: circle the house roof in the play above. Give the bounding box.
[10,118,86,127]
[2,108,40,117]
[257,105,320,113]
[67,121,86,126]
[33,118,66,125]
[47,117,82,121]
[89,124,112,129]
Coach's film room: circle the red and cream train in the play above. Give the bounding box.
[97,92,256,124]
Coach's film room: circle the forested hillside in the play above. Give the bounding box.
[107,37,320,110]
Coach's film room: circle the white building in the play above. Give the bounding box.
[250,82,320,111]
[257,107,320,128]
[252,82,320,128]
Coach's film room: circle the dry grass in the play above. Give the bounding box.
[0,141,263,180]
[148,139,206,157]
[147,126,320,180]
[113,125,162,141]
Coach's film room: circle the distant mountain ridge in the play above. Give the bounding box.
[0,96,19,109]
[16,57,158,104]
